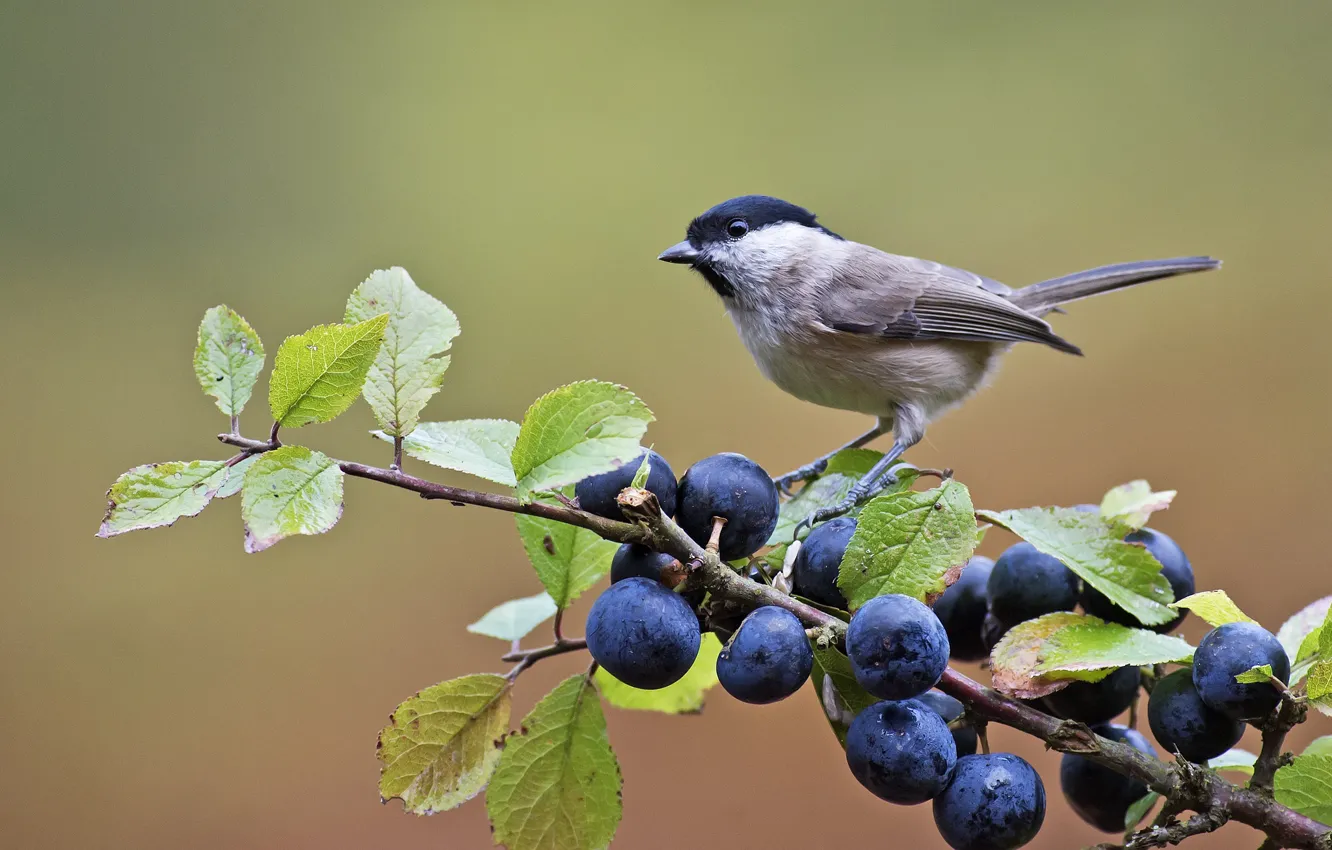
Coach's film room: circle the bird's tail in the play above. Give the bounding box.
[1010,256,1221,316]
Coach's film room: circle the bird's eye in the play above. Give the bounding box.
[726,219,749,239]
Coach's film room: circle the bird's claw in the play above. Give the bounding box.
[791,472,901,541]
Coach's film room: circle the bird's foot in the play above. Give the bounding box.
[772,459,830,497]
[792,470,902,540]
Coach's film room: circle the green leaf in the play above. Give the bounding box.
[377,673,511,815]
[487,674,621,850]
[240,446,344,553]
[1034,619,1193,680]
[214,454,257,499]
[1308,614,1332,706]
[515,510,618,608]
[1124,791,1160,830]
[509,380,653,502]
[1278,595,1332,680]
[1304,737,1332,758]
[595,633,723,714]
[808,641,880,746]
[823,447,884,477]
[1099,480,1175,530]
[97,460,227,537]
[1170,590,1255,627]
[990,612,1088,699]
[1274,755,1332,825]
[194,305,265,418]
[1208,747,1258,776]
[838,480,978,610]
[1235,664,1275,684]
[346,267,460,437]
[977,507,1175,627]
[268,314,390,428]
[466,592,558,642]
[373,419,519,486]
[628,452,652,490]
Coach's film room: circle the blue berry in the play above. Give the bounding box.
[1041,666,1140,725]
[933,753,1046,850]
[846,699,957,804]
[1147,668,1244,762]
[585,577,700,689]
[915,690,978,756]
[791,516,854,609]
[1060,724,1157,832]
[1192,622,1290,720]
[933,556,994,662]
[987,542,1080,625]
[575,449,677,521]
[676,453,779,560]
[610,543,677,584]
[1081,528,1194,632]
[847,594,950,700]
[716,606,813,704]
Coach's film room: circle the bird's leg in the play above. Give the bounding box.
[772,422,885,496]
[795,404,926,534]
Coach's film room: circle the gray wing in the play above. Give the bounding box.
[817,248,1082,355]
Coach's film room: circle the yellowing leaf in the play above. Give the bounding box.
[375,419,519,486]
[838,480,978,609]
[268,315,389,428]
[377,674,511,815]
[194,305,265,418]
[978,507,1175,626]
[1099,480,1175,529]
[240,446,344,553]
[595,633,723,714]
[1209,748,1258,776]
[1171,590,1256,627]
[346,268,460,437]
[509,381,653,502]
[487,674,621,850]
[989,612,1088,699]
[97,460,227,537]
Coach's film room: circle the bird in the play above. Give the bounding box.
[657,194,1219,529]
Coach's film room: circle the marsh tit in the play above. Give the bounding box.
[658,195,1219,527]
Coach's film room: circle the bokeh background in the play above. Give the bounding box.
[3,2,1331,848]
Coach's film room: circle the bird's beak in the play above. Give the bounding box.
[658,241,701,264]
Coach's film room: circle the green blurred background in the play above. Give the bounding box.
[3,2,1331,847]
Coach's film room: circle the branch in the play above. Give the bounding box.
[1125,810,1229,849]
[217,430,1332,850]
[1251,694,1306,794]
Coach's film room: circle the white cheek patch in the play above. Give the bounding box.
[706,222,834,298]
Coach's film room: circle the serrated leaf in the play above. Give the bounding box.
[194,305,265,418]
[268,314,390,428]
[1034,619,1193,680]
[346,268,460,437]
[809,642,880,746]
[838,480,977,610]
[1099,480,1175,530]
[487,674,621,850]
[1308,614,1332,704]
[595,633,723,714]
[1274,755,1332,825]
[1124,791,1160,830]
[1208,747,1258,776]
[977,507,1175,627]
[509,381,653,502]
[377,673,511,815]
[240,446,344,553]
[1235,664,1275,684]
[373,419,519,486]
[515,511,618,608]
[97,460,227,537]
[214,454,257,499]
[1304,737,1332,758]
[1279,596,1332,681]
[466,592,558,642]
[990,612,1088,699]
[1171,590,1255,627]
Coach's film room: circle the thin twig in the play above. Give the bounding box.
[229,414,239,436]
[391,435,403,472]
[268,421,281,445]
[553,609,564,642]
[1252,695,1306,794]
[502,638,588,681]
